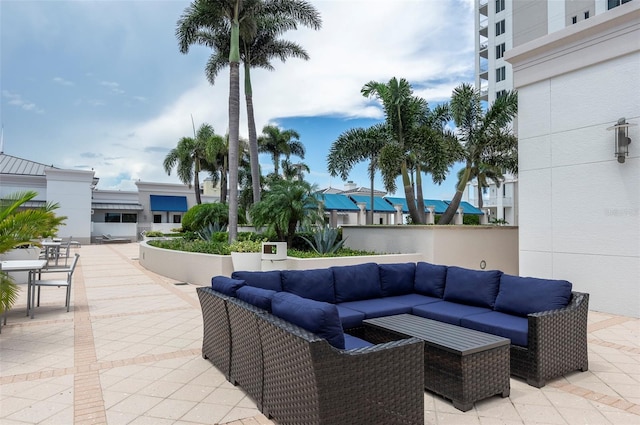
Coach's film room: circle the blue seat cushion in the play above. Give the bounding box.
[460,311,529,347]
[383,293,442,308]
[232,270,282,292]
[271,292,345,349]
[379,263,416,296]
[412,301,491,326]
[336,305,366,329]
[344,334,374,350]
[443,266,502,308]
[414,262,447,298]
[236,286,277,311]
[338,298,411,319]
[211,276,245,296]
[281,268,335,303]
[495,274,573,317]
[332,263,382,302]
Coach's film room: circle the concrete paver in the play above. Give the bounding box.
[1,243,638,424]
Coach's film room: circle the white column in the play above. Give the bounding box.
[393,204,403,225]
[426,206,435,225]
[356,202,367,225]
[454,208,464,225]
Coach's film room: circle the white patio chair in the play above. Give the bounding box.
[31,253,80,317]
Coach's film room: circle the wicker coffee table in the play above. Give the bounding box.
[363,314,510,411]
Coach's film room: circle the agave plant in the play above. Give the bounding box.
[1,191,66,316]
[197,222,228,242]
[301,226,347,255]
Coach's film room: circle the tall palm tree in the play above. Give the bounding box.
[439,83,518,225]
[458,162,504,210]
[327,124,389,225]
[281,158,310,181]
[205,130,230,203]
[258,124,304,178]
[163,123,217,204]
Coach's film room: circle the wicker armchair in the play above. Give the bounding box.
[196,288,231,380]
[511,291,589,387]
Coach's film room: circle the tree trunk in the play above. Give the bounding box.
[439,165,472,224]
[221,160,228,204]
[244,63,261,205]
[402,161,421,223]
[227,10,241,243]
[368,171,374,225]
[194,160,202,205]
[477,183,484,210]
[415,164,425,224]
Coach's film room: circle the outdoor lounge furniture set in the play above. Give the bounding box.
[197,261,589,424]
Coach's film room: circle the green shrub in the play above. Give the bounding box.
[145,230,164,237]
[300,226,346,254]
[182,203,229,232]
[287,248,377,258]
[229,239,265,253]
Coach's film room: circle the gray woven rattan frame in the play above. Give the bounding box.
[197,287,231,380]
[510,291,589,387]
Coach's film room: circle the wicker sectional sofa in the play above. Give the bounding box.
[198,261,589,423]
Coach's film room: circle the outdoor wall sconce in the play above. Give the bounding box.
[607,118,635,163]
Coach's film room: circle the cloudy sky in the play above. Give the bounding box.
[1,0,475,199]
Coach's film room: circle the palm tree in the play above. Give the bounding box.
[281,158,309,181]
[176,0,321,242]
[458,162,504,210]
[205,130,230,203]
[327,124,389,225]
[250,178,321,245]
[438,83,518,225]
[258,124,305,178]
[1,191,66,317]
[163,123,217,204]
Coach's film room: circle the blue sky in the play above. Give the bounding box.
[1,0,474,200]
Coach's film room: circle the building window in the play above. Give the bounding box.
[572,16,577,24]
[105,212,138,223]
[496,66,506,82]
[495,19,505,36]
[153,214,162,224]
[105,213,121,223]
[495,43,505,59]
[584,11,590,19]
[608,0,632,10]
[496,89,507,99]
[173,215,182,224]
[495,0,505,13]
[122,213,138,223]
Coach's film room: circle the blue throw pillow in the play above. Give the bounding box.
[271,292,345,349]
[211,276,245,296]
[236,286,277,311]
[379,263,416,297]
[443,266,502,308]
[332,263,382,302]
[281,268,336,303]
[231,270,282,291]
[414,262,447,298]
[495,274,573,317]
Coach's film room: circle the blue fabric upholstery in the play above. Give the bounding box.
[332,263,382,302]
[383,293,443,307]
[412,301,491,326]
[443,266,502,308]
[281,268,336,303]
[232,270,282,291]
[338,298,411,319]
[460,311,529,347]
[336,305,366,329]
[271,292,345,349]
[211,276,245,297]
[495,274,573,317]
[379,263,416,296]
[236,286,276,311]
[344,334,374,350]
[414,262,447,298]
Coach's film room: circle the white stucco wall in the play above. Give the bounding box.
[506,2,640,317]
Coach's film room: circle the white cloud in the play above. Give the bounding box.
[2,90,44,114]
[53,77,74,86]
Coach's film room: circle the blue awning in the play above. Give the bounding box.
[451,201,484,215]
[349,195,396,212]
[383,198,484,215]
[315,193,359,211]
[150,195,188,212]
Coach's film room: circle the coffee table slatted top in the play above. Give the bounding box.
[364,314,510,356]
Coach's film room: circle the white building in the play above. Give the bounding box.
[463,173,518,225]
[505,1,639,317]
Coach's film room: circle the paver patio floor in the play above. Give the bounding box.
[1,243,638,424]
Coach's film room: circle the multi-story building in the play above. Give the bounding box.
[475,0,632,104]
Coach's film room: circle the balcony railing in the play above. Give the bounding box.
[486,197,513,207]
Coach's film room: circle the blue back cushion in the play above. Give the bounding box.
[271,292,345,349]
[495,274,573,317]
[281,268,336,303]
[414,262,447,298]
[443,266,502,308]
[211,276,245,296]
[379,263,416,296]
[231,270,282,291]
[236,286,277,311]
[332,263,382,303]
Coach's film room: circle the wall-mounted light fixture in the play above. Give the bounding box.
[607,118,635,163]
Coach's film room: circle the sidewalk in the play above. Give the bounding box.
[0,243,638,424]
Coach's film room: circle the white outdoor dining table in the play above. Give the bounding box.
[0,259,48,320]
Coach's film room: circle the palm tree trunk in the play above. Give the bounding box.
[194,160,202,205]
[402,161,421,223]
[477,184,484,210]
[227,9,241,243]
[368,171,374,225]
[415,164,425,224]
[244,63,261,205]
[221,159,228,204]
[439,165,472,224]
